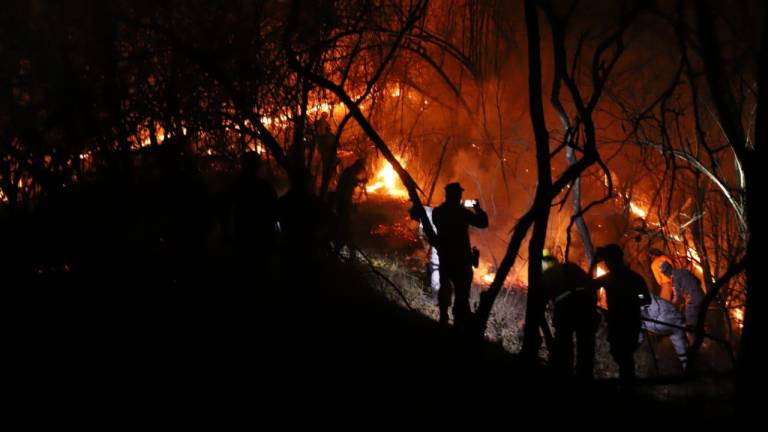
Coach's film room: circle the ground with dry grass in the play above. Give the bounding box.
[351,195,738,422]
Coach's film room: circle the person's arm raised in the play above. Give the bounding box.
[469,201,489,228]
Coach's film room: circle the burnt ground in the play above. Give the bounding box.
[4,184,741,426]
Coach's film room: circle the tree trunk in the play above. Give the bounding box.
[567,145,594,266]
[520,0,553,356]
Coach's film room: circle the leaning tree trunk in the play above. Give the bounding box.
[284,0,438,243]
[566,146,595,266]
[519,0,554,357]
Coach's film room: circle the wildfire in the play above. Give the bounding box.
[626,194,709,277]
[481,272,495,284]
[366,157,409,199]
[684,246,706,276]
[307,103,333,116]
[629,201,648,218]
[257,85,405,132]
[597,287,608,310]
[130,122,168,149]
[472,259,501,288]
[245,142,266,154]
[595,263,608,278]
[261,114,288,127]
[732,307,745,329]
[594,263,609,309]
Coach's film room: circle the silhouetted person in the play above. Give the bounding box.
[278,178,334,265]
[158,137,207,283]
[649,248,675,301]
[232,152,279,266]
[315,112,331,136]
[332,158,366,256]
[640,293,689,372]
[592,244,651,386]
[203,156,236,242]
[432,182,488,329]
[540,254,599,379]
[659,261,704,332]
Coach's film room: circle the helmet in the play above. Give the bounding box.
[541,248,558,270]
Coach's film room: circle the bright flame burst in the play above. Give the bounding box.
[595,263,608,278]
[366,157,409,199]
[594,264,609,309]
[629,201,647,218]
[732,307,745,329]
[481,272,495,284]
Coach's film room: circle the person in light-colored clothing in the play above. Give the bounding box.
[640,294,689,372]
[660,261,705,330]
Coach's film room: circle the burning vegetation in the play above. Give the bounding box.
[2,0,764,418]
[366,158,409,199]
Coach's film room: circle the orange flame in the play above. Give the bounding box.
[597,287,608,310]
[473,260,499,289]
[629,201,647,218]
[594,263,609,309]
[595,263,608,278]
[481,272,495,284]
[366,157,409,199]
[732,307,744,329]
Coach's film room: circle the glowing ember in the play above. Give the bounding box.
[366,157,409,199]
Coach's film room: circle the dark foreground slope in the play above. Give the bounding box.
[4,181,738,425]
